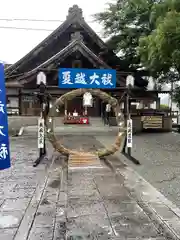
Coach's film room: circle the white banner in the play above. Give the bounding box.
[38,118,45,149]
[127,119,133,148]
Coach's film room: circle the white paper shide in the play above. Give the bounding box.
[37,71,46,85]
[83,92,93,107]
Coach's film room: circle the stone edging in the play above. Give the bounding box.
[117,166,180,240]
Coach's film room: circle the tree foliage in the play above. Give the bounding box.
[172,86,180,107]
[95,0,180,105]
[160,104,170,109]
[139,10,180,76]
[95,0,164,70]
[95,0,180,75]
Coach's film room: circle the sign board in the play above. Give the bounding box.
[38,118,45,149]
[58,68,116,89]
[141,115,162,129]
[37,72,46,85]
[0,63,11,170]
[126,119,133,148]
[83,92,93,107]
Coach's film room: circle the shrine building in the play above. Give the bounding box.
[4,5,173,132]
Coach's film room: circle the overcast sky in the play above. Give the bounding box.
[0,0,111,64]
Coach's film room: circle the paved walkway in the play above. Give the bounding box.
[0,135,179,239]
[21,117,118,137]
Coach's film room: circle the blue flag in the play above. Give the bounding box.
[0,63,10,170]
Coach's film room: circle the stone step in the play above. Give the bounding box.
[68,153,102,169]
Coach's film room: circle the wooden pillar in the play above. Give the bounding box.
[139,101,143,109]
[18,89,22,115]
[124,92,128,121]
[84,106,87,116]
[156,98,160,109]
[29,101,33,115]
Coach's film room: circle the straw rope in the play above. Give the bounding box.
[45,89,126,157]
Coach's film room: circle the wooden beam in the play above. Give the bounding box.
[18,89,22,115]
[6,82,23,88]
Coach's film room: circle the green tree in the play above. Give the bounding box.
[94,0,165,71]
[95,0,180,75]
[172,85,180,107]
[139,10,180,76]
[95,0,180,105]
[160,104,170,109]
[138,1,180,106]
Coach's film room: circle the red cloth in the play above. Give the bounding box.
[79,117,89,124]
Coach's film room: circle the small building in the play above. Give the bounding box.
[5,5,173,132]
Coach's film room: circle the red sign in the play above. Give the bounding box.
[79,117,89,124]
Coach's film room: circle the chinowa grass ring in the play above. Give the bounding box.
[45,89,126,158]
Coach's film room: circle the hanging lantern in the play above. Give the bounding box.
[83,92,93,107]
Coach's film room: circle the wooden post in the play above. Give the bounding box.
[18,89,22,115]
[85,106,87,115]
[156,98,160,109]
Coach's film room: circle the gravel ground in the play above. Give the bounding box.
[97,132,180,208]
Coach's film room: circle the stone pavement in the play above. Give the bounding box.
[19,116,118,137]
[0,136,55,239]
[24,125,118,137]
[0,135,178,239]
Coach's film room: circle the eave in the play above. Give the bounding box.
[9,40,112,85]
[5,81,23,88]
